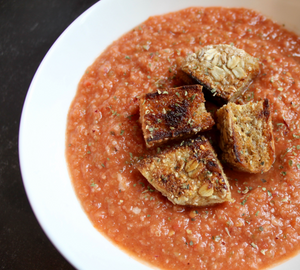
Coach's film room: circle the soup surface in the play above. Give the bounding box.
[66,7,300,270]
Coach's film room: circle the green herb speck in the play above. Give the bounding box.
[190,94,196,101]
[241,198,247,206]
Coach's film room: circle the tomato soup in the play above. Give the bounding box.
[66,7,300,270]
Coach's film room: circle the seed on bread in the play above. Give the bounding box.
[216,99,275,173]
[135,137,233,206]
[139,85,215,148]
[179,44,260,104]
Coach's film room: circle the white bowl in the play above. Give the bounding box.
[19,0,300,269]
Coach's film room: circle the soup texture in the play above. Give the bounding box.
[66,7,300,270]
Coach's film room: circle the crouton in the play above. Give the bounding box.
[216,99,275,173]
[180,44,260,104]
[139,85,215,148]
[135,137,232,206]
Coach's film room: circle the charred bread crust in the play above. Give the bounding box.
[135,136,232,206]
[139,85,215,148]
[216,99,275,173]
[180,44,260,105]
[177,69,198,85]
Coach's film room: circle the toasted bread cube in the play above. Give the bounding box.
[139,85,215,148]
[216,99,275,173]
[136,137,232,206]
[180,44,260,104]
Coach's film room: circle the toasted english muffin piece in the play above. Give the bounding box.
[136,137,232,206]
[180,44,260,104]
[216,99,275,173]
[139,85,215,148]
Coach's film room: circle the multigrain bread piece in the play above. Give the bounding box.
[135,137,232,206]
[216,99,275,173]
[180,44,260,104]
[139,85,215,148]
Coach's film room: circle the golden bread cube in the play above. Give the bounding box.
[216,99,275,173]
[139,85,215,148]
[180,44,260,104]
[136,137,232,206]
